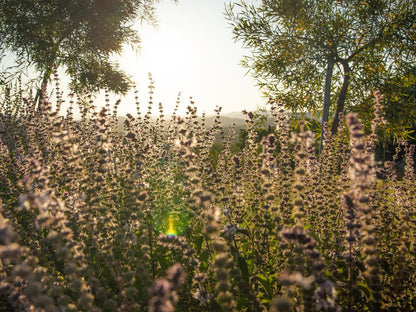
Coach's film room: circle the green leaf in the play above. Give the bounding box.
[238,255,250,283]
[254,273,273,299]
[357,281,372,300]
[195,235,204,253]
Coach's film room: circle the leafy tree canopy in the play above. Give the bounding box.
[226,0,416,140]
[0,0,172,94]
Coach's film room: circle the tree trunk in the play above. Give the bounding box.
[320,54,335,152]
[331,61,351,135]
[34,72,49,111]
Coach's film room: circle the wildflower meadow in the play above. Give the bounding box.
[0,75,415,312]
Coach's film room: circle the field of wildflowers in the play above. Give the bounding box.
[0,75,415,311]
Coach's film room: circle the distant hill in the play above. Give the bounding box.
[215,111,246,120]
[114,110,281,137]
[204,115,246,129]
[115,112,247,130]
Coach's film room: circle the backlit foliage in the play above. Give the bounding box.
[0,77,415,311]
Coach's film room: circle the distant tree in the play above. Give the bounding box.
[361,67,416,140]
[226,0,416,143]
[0,0,174,96]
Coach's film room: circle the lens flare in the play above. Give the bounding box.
[153,211,189,236]
[149,161,191,236]
[165,216,177,237]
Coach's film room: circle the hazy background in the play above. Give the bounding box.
[116,0,264,116]
[0,0,264,117]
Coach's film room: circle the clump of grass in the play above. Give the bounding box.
[0,77,415,312]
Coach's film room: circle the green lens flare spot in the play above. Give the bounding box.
[148,160,191,236]
[154,212,189,236]
[166,216,177,236]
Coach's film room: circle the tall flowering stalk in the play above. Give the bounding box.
[346,113,382,311]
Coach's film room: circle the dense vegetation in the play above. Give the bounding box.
[226,0,416,140]
[0,76,415,312]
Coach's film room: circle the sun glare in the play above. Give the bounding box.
[139,30,190,79]
[114,0,264,117]
[118,23,203,115]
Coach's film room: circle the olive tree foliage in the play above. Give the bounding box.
[0,0,173,95]
[226,0,416,140]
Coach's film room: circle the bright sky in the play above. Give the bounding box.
[116,0,265,116]
[0,0,265,117]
